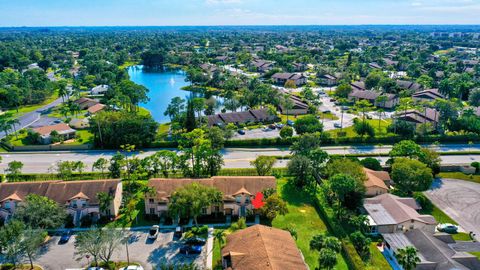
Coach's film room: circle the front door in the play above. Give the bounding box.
[240,206,246,217]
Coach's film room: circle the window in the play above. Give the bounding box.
[201,207,207,215]
[370,226,378,234]
[245,196,250,204]
[149,208,155,215]
[236,196,242,203]
[4,202,10,209]
[149,198,154,203]
[215,206,220,213]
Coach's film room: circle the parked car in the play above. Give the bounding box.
[119,266,144,270]
[179,244,202,255]
[148,225,160,239]
[237,129,246,135]
[286,120,294,126]
[185,237,206,246]
[268,124,276,130]
[88,268,105,270]
[275,123,284,129]
[333,123,342,128]
[174,226,183,239]
[437,223,458,233]
[58,230,72,244]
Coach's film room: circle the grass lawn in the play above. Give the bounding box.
[469,251,480,259]
[437,172,480,185]
[279,114,310,123]
[0,265,42,270]
[420,204,458,225]
[7,92,59,117]
[366,243,391,270]
[272,178,348,270]
[9,129,93,146]
[119,60,140,69]
[452,232,473,241]
[327,119,393,138]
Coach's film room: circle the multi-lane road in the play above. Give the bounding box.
[1,144,480,173]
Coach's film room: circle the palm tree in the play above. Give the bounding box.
[97,192,114,217]
[213,229,226,260]
[395,246,420,270]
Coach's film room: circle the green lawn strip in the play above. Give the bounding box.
[438,172,480,184]
[469,251,480,259]
[327,119,393,138]
[365,243,391,270]
[452,232,473,241]
[7,92,60,118]
[420,204,458,225]
[272,178,348,270]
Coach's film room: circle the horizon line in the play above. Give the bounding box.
[1,24,480,28]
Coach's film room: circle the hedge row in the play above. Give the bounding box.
[2,168,290,183]
[151,133,480,149]
[312,195,365,270]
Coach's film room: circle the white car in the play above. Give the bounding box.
[119,266,144,270]
[148,225,160,239]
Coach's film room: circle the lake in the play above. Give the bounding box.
[128,65,191,123]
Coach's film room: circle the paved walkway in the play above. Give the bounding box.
[206,227,214,269]
[426,178,480,241]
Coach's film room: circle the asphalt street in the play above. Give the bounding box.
[1,144,480,173]
[0,97,64,139]
[426,178,480,242]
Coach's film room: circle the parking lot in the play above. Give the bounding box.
[31,230,209,270]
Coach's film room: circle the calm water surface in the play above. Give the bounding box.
[128,65,190,123]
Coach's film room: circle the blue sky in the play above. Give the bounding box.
[0,0,479,26]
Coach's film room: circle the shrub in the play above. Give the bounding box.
[280,126,294,138]
[471,162,480,173]
[413,192,433,212]
[360,157,382,171]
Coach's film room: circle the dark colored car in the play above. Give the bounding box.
[174,226,183,239]
[179,244,202,255]
[58,230,72,244]
[237,129,246,135]
[185,237,206,246]
[268,124,276,130]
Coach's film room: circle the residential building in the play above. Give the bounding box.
[250,60,274,73]
[145,176,276,218]
[199,63,218,73]
[396,80,423,92]
[363,168,391,197]
[87,103,106,115]
[396,108,440,127]
[348,90,399,109]
[0,179,122,226]
[364,194,437,235]
[207,108,276,127]
[90,85,109,96]
[32,123,77,144]
[278,93,309,115]
[412,88,445,102]
[350,81,366,91]
[292,62,307,72]
[221,225,308,270]
[318,74,338,86]
[74,97,99,110]
[271,73,307,86]
[369,62,382,69]
[383,229,480,270]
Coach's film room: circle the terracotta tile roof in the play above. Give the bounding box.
[221,225,307,270]
[87,103,106,114]
[363,168,389,190]
[0,180,121,206]
[147,176,276,202]
[32,123,76,136]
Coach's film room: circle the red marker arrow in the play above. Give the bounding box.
[252,192,265,209]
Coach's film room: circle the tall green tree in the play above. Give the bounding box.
[168,183,222,227]
[13,194,67,230]
[396,246,421,270]
[250,156,277,176]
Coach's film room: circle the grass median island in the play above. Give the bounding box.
[327,119,393,138]
[438,172,480,184]
[272,178,349,270]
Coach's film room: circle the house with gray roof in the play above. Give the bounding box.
[364,194,437,235]
[383,229,480,270]
[271,73,307,87]
[412,89,445,102]
[348,90,399,109]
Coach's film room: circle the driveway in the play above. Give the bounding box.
[425,178,480,241]
[32,230,208,270]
